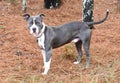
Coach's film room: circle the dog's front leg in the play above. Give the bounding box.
[42,48,52,75]
[41,50,46,68]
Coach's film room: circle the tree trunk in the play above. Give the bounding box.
[117,0,120,13]
[83,0,94,22]
[22,0,27,12]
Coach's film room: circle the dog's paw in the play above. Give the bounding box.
[85,64,90,68]
[42,72,47,75]
[43,65,45,69]
[73,61,79,64]
[42,68,49,75]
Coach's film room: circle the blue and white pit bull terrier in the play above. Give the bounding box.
[23,10,109,75]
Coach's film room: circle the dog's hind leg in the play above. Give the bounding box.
[73,40,83,64]
[83,39,91,68]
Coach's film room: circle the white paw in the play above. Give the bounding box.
[73,61,79,64]
[42,72,47,75]
[42,67,49,75]
[85,64,90,68]
[43,65,45,69]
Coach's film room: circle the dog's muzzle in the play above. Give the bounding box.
[32,28,36,33]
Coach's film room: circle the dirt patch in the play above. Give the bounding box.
[0,0,120,83]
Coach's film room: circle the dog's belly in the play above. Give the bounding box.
[72,38,80,43]
[52,39,71,48]
[52,38,80,49]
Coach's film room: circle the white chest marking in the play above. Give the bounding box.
[38,33,45,49]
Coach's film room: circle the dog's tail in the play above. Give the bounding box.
[87,10,109,26]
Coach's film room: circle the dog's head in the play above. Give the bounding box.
[23,14,45,37]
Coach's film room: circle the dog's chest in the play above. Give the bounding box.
[37,34,45,49]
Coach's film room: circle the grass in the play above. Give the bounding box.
[2,45,119,83]
[90,59,117,83]
[3,64,118,83]
[4,74,39,83]
[6,0,16,4]
[1,45,118,83]
[63,44,76,60]
[0,26,5,29]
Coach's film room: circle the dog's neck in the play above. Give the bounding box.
[36,23,46,38]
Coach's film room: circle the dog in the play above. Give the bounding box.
[23,10,109,75]
[44,0,61,9]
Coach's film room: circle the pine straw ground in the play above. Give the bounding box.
[0,0,120,83]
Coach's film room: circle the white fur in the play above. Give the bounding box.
[38,33,51,75]
[35,22,51,75]
[41,50,51,75]
[72,38,80,43]
[73,61,79,64]
[37,22,46,49]
[36,23,45,38]
[42,58,51,75]
[41,50,46,68]
[37,33,45,49]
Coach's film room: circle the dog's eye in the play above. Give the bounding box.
[35,22,40,25]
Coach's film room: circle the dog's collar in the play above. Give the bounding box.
[36,23,46,38]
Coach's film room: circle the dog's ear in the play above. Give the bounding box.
[23,14,30,21]
[39,14,45,21]
[40,14,45,17]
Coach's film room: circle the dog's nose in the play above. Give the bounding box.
[32,28,36,33]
